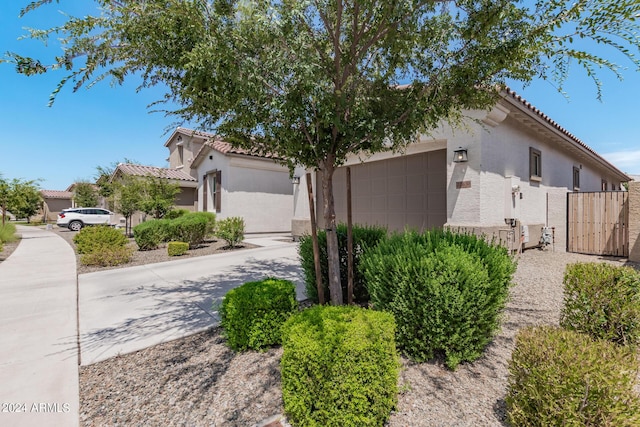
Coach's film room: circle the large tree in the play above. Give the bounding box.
[6,0,639,303]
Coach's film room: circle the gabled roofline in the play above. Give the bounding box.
[163,127,215,147]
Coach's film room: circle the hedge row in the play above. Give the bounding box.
[133,212,216,250]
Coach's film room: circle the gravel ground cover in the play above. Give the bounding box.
[76,248,639,427]
[3,226,637,425]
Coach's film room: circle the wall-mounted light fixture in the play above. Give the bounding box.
[291,176,300,185]
[177,135,182,142]
[453,147,468,163]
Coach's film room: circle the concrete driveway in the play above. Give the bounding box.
[78,237,304,365]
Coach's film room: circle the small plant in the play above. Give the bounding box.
[298,223,387,304]
[133,219,167,250]
[281,305,399,426]
[167,241,189,256]
[216,216,245,248]
[506,326,640,426]
[73,225,128,255]
[361,229,515,369]
[81,246,134,266]
[220,278,297,351]
[165,213,208,248]
[561,262,640,346]
[0,223,18,244]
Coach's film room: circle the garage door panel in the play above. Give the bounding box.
[318,149,446,231]
[388,175,406,193]
[388,194,406,212]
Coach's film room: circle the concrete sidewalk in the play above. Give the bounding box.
[79,236,304,366]
[0,226,79,427]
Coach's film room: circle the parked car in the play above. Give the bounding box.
[56,208,113,231]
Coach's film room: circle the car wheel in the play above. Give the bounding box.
[69,221,83,232]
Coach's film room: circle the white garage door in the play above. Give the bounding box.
[319,149,447,232]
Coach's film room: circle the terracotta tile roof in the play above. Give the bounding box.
[40,190,73,199]
[502,87,629,181]
[115,163,197,182]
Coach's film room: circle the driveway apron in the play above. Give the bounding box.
[0,226,79,427]
[79,238,304,366]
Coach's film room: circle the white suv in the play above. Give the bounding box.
[57,208,113,231]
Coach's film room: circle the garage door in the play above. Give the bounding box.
[318,149,447,232]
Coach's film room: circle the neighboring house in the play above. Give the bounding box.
[110,163,199,228]
[40,189,73,222]
[163,127,294,233]
[292,88,629,252]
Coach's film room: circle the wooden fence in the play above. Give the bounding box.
[567,191,629,257]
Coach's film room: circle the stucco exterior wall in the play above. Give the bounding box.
[196,152,293,233]
[41,198,73,222]
[629,182,640,262]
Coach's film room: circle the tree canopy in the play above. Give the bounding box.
[6,0,639,303]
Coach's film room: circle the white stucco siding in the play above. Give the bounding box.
[195,153,293,232]
[223,191,292,232]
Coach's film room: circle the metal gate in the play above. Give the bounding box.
[567,191,629,256]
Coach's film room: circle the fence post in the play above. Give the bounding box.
[629,182,640,262]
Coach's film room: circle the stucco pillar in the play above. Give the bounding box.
[629,182,640,262]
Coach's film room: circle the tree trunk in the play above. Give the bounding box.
[320,162,343,305]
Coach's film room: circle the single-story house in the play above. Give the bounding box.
[292,88,629,252]
[110,163,199,227]
[40,189,73,222]
[163,127,293,233]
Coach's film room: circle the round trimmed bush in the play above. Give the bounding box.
[281,305,399,426]
[561,262,640,346]
[361,230,515,369]
[73,225,128,255]
[507,326,640,426]
[220,278,297,351]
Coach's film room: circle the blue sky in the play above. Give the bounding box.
[1,1,639,191]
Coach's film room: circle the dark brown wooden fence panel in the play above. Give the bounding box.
[567,191,629,256]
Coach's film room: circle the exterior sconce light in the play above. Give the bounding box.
[453,147,468,163]
[291,176,300,185]
[177,135,182,142]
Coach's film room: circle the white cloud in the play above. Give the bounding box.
[601,150,640,175]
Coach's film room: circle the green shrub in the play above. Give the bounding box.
[0,223,18,244]
[361,229,515,369]
[167,241,189,256]
[298,223,387,304]
[165,214,208,248]
[561,262,640,346]
[187,211,216,236]
[80,246,134,266]
[506,326,640,426]
[73,225,128,255]
[220,278,297,351]
[216,216,245,248]
[281,305,399,426]
[164,209,189,219]
[133,220,167,250]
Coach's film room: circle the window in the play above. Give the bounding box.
[573,167,580,191]
[529,147,542,181]
[203,170,222,213]
[177,144,184,166]
[601,179,608,191]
